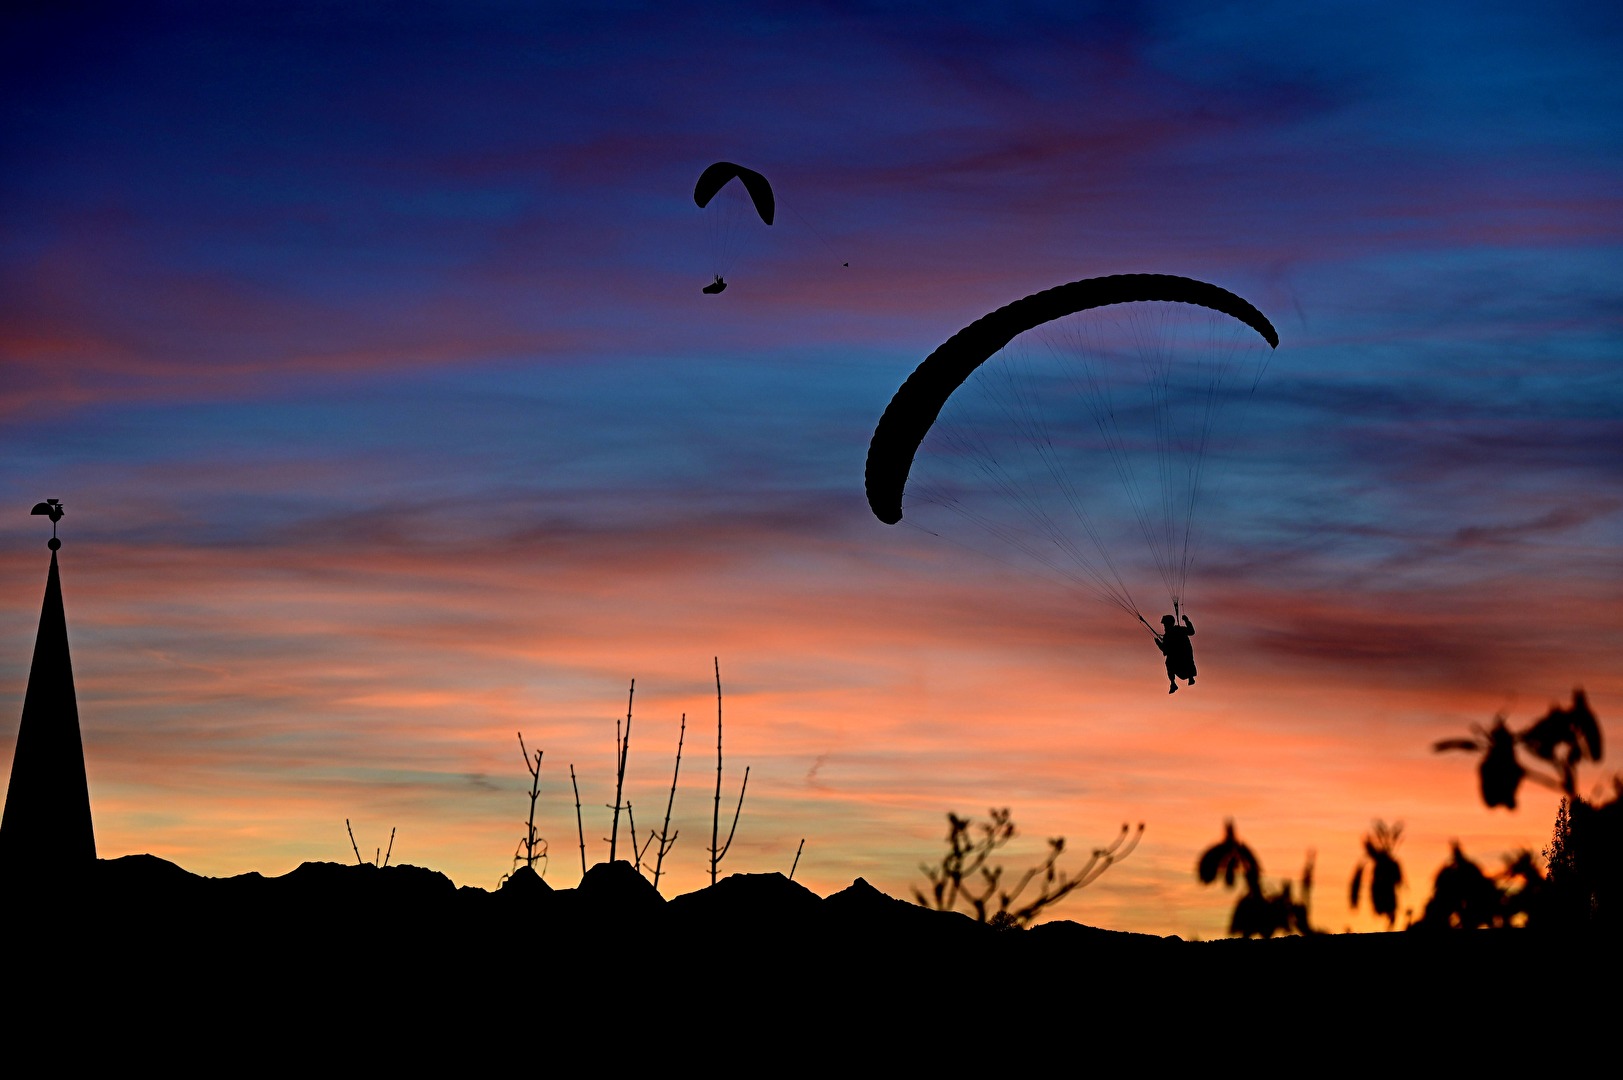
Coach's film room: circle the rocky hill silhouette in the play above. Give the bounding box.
[8,853,1595,1058]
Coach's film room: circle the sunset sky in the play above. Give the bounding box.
[3,2,1619,938]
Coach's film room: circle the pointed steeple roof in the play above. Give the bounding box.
[1,505,95,873]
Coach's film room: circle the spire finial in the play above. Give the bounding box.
[30,499,63,548]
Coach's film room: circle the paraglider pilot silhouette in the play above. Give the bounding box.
[1153,604,1196,694]
[703,275,727,294]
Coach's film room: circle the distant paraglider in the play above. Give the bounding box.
[694,162,773,293]
[865,273,1279,684]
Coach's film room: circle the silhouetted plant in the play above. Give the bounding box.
[1434,717,1524,808]
[1415,843,1506,930]
[1498,850,1548,927]
[1349,820,1403,928]
[1519,690,1602,798]
[1545,798,1574,882]
[1544,783,1622,932]
[918,808,1013,921]
[708,657,749,886]
[916,808,1142,929]
[626,800,655,874]
[1227,876,1312,938]
[790,838,805,881]
[1542,797,1582,926]
[1198,819,1260,891]
[1434,688,1618,932]
[647,712,685,894]
[1410,842,1568,931]
[607,680,634,862]
[1196,820,1314,937]
[1434,689,1601,808]
[560,667,753,890]
[345,819,394,867]
[570,763,586,877]
[507,732,547,880]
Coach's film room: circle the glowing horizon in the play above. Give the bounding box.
[2,2,1619,940]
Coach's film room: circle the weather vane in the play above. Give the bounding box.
[30,498,64,550]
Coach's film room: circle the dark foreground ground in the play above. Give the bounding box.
[5,856,1612,1059]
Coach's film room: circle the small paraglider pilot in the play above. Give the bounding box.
[703,274,727,295]
[1153,603,1196,694]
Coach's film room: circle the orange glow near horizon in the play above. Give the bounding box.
[3,3,1618,944]
[2,523,1611,942]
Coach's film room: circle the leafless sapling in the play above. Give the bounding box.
[346,819,396,867]
[790,838,805,881]
[649,712,686,894]
[571,763,586,877]
[626,800,655,875]
[512,732,547,873]
[709,657,750,886]
[607,680,634,863]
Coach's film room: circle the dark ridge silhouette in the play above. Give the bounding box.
[5,852,1594,1056]
[0,518,94,873]
[498,861,550,893]
[664,869,822,933]
[574,856,665,917]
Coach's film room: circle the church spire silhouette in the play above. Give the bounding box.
[0,500,95,873]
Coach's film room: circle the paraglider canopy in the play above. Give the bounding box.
[693,162,775,225]
[864,272,1279,629]
[866,273,1277,526]
[693,162,775,292]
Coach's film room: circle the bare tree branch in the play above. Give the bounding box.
[346,819,364,866]
[651,712,686,894]
[571,763,586,878]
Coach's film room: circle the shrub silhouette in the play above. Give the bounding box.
[1196,819,1314,937]
[1349,820,1404,928]
[915,808,1142,929]
[1197,689,1618,937]
[502,661,747,894]
[1434,688,1618,933]
[1198,818,1259,890]
[1434,689,1602,808]
[1415,842,1506,930]
[1178,688,1615,935]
